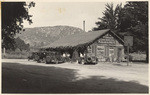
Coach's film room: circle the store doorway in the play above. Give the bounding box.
[117,48,122,62]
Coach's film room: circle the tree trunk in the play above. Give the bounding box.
[146,48,149,63]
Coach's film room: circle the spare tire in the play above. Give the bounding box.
[86,57,92,63]
[46,56,51,64]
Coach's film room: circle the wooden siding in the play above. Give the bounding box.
[87,32,124,62]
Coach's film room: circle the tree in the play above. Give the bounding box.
[94,2,148,62]
[14,37,30,51]
[2,2,35,50]
[118,2,148,62]
[93,3,122,31]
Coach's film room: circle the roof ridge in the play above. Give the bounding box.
[42,29,110,49]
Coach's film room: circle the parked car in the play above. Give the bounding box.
[45,52,66,64]
[28,52,37,61]
[29,50,71,64]
[78,56,98,65]
[29,51,46,63]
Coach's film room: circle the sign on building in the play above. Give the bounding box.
[124,36,133,46]
[124,36,133,66]
[98,34,116,45]
[97,45,105,61]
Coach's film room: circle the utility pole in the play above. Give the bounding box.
[127,43,130,66]
[124,36,133,66]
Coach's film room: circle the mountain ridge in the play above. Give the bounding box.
[16,25,85,48]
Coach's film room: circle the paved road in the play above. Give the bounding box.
[2,62,148,93]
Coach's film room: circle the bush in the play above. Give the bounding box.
[2,50,29,59]
[130,53,146,61]
[124,53,146,62]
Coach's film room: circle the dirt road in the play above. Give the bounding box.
[2,59,149,93]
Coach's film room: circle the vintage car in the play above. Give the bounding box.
[45,52,68,64]
[28,52,37,61]
[29,51,71,64]
[34,52,47,63]
[78,56,98,65]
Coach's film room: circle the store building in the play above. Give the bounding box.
[42,29,125,62]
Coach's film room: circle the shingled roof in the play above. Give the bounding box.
[42,29,124,49]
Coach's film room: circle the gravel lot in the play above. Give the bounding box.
[2,59,149,93]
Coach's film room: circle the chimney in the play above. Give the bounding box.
[83,20,85,31]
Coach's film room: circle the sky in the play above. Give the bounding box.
[23,2,126,31]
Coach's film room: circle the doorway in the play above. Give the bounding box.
[117,48,122,62]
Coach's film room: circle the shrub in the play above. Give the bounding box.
[2,50,29,59]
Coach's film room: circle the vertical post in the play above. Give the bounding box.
[72,49,79,63]
[85,47,87,60]
[127,44,130,66]
[95,44,97,57]
[83,20,85,31]
[3,47,6,58]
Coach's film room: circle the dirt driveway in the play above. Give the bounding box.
[2,59,148,93]
[2,59,148,87]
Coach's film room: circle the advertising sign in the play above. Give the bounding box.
[98,34,116,45]
[124,36,133,46]
[97,45,105,61]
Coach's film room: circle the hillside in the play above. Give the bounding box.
[16,26,85,47]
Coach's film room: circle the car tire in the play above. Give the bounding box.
[87,57,92,63]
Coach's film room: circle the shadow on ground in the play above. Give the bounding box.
[2,62,148,93]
